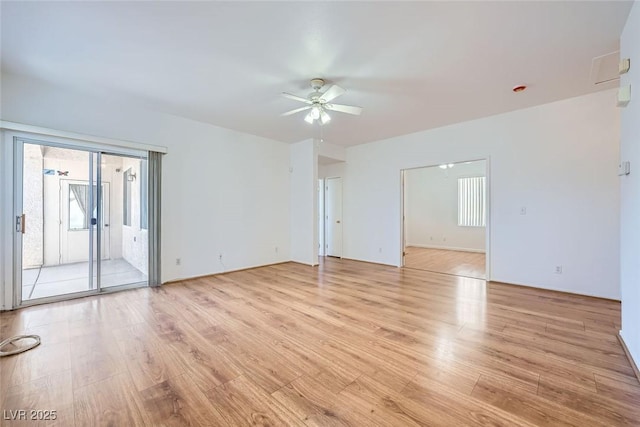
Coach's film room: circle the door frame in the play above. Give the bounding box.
[318,179,325,257]
[60,179,111,264]
[399,157,492,281]
[9,134,149,308]
[325,176,343,258]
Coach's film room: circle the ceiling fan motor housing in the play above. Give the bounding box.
[310,78,325,91]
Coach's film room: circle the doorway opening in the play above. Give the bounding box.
[402,159,489,280]
[17,139,150,303]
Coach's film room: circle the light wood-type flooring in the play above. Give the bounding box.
[404,246,486,279]
[1,258,638,426]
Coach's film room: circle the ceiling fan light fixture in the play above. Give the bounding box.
[281,78,362,124]
[304,112,314,124]
[311,106,321,120]
[320,110,331,124]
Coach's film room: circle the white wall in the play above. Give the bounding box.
[0,72,291,308]
[620,1,640,367]
[22,144,43,268]
[405,161,486,252]
[319,162,345,179]
[289,139,318,265]
[343,89,620,299]
[318,142,346,163]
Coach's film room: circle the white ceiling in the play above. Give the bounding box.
[0,1,633,147]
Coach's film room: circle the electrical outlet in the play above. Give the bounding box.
[218,253,223,261]
[379,247,382,253]
[176,258,181,266]
[275,246,278,253]
[555,266,563,274]
[520,207,527,215]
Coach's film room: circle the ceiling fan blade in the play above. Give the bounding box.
[282,92,312,104]
[320,84,346,102]
[325,103,363,115]
[281,106,312,116]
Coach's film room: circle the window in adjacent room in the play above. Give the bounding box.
[458,176,486,227]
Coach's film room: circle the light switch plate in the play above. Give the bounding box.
[619,161,631,176]
[617,85,631,107]
[619,58,631,75]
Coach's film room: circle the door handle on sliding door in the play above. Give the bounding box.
[16,214,25,234]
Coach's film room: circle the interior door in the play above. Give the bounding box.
[326,177,343,257]
[60,180,110,264]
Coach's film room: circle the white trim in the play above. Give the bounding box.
[406,244,486,254]
[1,139,14,310]
[485,156,492,280]
[0,121,168,154]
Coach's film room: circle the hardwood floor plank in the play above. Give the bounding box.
[401,374,537,427]
[594,373,640,406]
[537,375,640,425]
[404,247,486,279]
[1,258,636,426]
[271,374,351,426]
[2,371,75,427]
[111,323,185,392]
[139,374,223,426]
[155,320,244,393]
[69,329,127,390]
[470,374,608,427]
[204,375,304,426]
[73,373,150,427]
[6,340,71,388]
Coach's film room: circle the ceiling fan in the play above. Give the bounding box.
[281,78,363,124]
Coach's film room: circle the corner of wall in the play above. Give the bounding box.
[620,0,640,367]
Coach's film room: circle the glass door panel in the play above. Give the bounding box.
[21,143,94,301]
[99,154,148,288]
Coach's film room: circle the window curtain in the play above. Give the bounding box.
[69,184,96,228]
[148,151,162,287]
[70,184,88,227]
[458,176,486,227]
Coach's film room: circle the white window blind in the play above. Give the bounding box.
[458,177,486,227]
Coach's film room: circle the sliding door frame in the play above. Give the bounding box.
[9,134,151,308]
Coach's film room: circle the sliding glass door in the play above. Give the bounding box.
[16,138,149,304]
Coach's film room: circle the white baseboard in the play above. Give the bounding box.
[406,243,485,254]
[618,332,640,384]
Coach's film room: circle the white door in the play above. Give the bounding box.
[60,180,110,263]
[326,177,343,257]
